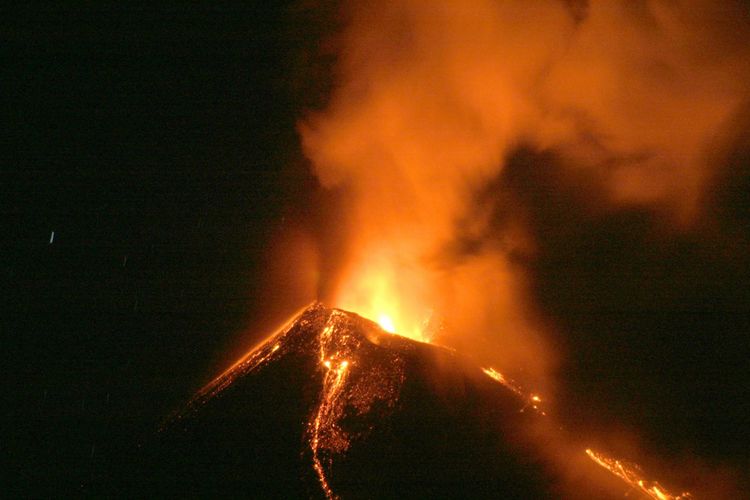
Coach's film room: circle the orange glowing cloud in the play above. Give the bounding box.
[299,0,750,388]
[293,2,750,495]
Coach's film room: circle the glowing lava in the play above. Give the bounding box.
[585,448,692,500]
[333,251,434,344]
[377,313,396,333]
[171,304,697,498]
[482,367,546,415]
[310,356,350,500]
[305,309,406,499]
[482,367,523,396]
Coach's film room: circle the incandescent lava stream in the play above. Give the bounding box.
[122,303,678,498]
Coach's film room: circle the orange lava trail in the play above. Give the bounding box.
[482,367,546,415]
[308,311,354,500]
[202,302,317,394]
[482,367,524,396]
[310,359,349,500]
[585,448,693,500]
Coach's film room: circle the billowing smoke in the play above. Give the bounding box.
[299,0,749,394]
[291,1,750,492]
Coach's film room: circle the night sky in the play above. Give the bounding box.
[5,2,750,496]
[4,3,328,494]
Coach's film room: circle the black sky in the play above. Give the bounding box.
[4,2,749,496]
[503,146,750,466]
[4,3,325,494]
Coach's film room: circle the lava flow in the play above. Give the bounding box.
[309,313,356,499]
[156,302,697,499]
[482,367,545,415]
[161,303,554,497]
[310,354,349,499]
[585,448,693,500]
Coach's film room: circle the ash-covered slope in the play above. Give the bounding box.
[117,303,575,498]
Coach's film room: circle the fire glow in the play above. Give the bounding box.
[585,448,693,500]
[187,304,700,498]
[333,254,434,343]
[311,357,350,500]
[482,367,546,415]
[290,0,748,496]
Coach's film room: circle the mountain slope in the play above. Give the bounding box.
[111,303,618,498]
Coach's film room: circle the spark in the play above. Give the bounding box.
[49,231,55,244]
[585,448,692,500]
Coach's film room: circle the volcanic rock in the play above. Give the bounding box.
[110,303,603,498]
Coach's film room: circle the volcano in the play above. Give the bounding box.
[111,303,660,498]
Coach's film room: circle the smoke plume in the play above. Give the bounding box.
[299,0,749,392]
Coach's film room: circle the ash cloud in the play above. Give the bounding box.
[297,0,750,487]
[300,0,749,380]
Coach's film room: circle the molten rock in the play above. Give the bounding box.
[121,304,577,497]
